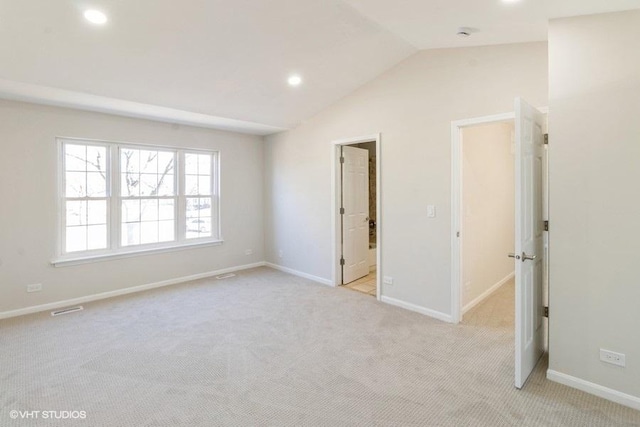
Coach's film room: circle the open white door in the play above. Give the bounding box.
[341,146,369,284]
[514,98,545,389]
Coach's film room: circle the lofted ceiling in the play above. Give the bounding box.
[0,0,639,134]
[342,0,640,49]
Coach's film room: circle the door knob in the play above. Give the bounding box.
[508,253,521,260]
[522,253,537,261]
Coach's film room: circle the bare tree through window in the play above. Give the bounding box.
[120,148,176,246]
[60,139,219,258]
[64,144,108,252]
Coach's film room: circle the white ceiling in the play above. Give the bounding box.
[342,0,640,49]
[0,0,639,134]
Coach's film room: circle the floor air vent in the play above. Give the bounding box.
[215,273,236,280]
[51,306,84,316]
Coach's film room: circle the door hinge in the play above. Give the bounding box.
[544,220,549,232]
[339,207,345,215]
[340,257,345,266]
[544,306,549,318]
[544,134,549,145]
[340,156,345,164]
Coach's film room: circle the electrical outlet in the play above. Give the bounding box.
[245,249,253,255]
[383,276,393,286]
[27,283,42,293]
[600,349,626,367]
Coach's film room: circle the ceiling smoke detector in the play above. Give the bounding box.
[457,27,473,37]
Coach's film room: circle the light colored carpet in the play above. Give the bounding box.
[1,267,638,426]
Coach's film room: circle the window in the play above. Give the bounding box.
[58,138,220,263]
[120,147,176,246]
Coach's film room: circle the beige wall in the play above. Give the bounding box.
[549,11,640,400]
[0,100,265,314]
[462,122,515,310]
[265,42,548,318]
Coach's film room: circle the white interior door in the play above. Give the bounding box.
[341,146,369,284]
[514,98,545,389]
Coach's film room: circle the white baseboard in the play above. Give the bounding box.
[381,296,453,323]
[547,369,640,411]
[265,262,333,286]
[0,262,266,320]
[462,272,514,315]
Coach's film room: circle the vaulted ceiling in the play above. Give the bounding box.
[0,0,639,134]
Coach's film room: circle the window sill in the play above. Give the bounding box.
[51,239,224,267]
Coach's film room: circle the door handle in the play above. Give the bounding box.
[508,253,521,260]
[522,253,537,261]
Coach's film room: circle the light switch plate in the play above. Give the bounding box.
[427,205,436,218]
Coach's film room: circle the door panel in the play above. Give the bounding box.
[342,146,369,284]
[515,98,545,389]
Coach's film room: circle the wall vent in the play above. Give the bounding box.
[215,273,236,280]
[51,306,84,316]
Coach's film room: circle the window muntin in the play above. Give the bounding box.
[120,148,177,247]
[63,143,109,253]
[185,152,214,239]
[58,139,220,260]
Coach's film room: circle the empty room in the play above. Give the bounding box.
[1,1,639,426]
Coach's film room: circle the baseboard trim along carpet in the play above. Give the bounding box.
[264,262,333,286]
[462,272,515,315]
[547,369,640,411]
[381,295,453,323]
[0,262,267,320]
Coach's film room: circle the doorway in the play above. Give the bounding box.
[459,120,516,322]
[451,102,549,389]
[331,134,381,299]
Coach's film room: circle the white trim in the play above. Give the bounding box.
[547,370,640,411]
[451,112,515,325]
[381,296,453,323]
[330,134,382,301]
[452,111,515,129]
[0,262,266,320]
[450,108,548,324]
[0,78,286,136]
[265,263,333,286]
[462,272,514,315]
[56,138,222,264]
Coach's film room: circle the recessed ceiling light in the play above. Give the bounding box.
[84,10,108,25]
[288,75,302,87]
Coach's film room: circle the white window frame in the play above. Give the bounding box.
[54,137,222,267]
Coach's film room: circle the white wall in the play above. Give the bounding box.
[0,100,264,314]
[462,122,515,310]
[549,11,640,401]
[265,42,548,319]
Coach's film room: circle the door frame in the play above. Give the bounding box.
[450,108,548,324]
[331,133,381,300]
